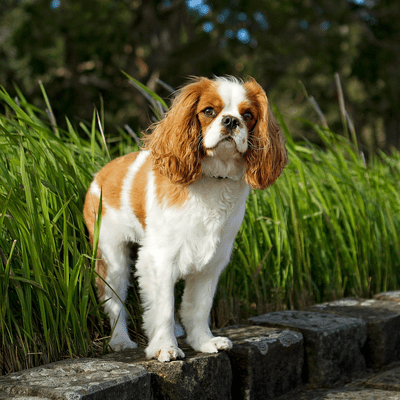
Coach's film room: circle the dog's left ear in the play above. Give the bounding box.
[143,78,212,186]
[243,78,288,190]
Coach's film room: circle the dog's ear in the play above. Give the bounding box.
[243,78,288,190]
[143,78,212,186]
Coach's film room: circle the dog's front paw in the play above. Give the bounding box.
[109,335,138,352]
[146,345,185,362]
[198,336,233,354]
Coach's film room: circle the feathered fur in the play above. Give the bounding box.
[83,76,288,363]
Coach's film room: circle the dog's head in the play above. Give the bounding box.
[144,76,288,189]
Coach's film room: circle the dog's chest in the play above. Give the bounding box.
[174,179,249,272]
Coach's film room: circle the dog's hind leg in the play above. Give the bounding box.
[99,240,137,351]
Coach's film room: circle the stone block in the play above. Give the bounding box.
[249,311,367,388]
[308,298,400,367]
[375,291,400,302]
[0,357,151,399]
[0,392,51,400]
[214,325,303,400]
[366,366,400,392]
[276,387,400,400]
[103,345,232,400]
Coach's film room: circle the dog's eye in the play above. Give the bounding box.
[243,112,253,121]
[203,107,216,117]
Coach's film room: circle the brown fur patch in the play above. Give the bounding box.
[83,191,109,299]
[95,152,140,210]
[196,86,223,125]
[130,156,150,229]
[95,249,108,299]
[142,78,217,186]
[238,100,258,132]
[83,191,107,244]
[242,77,288,190]
[83,152,141,299]
[153,162,189,209]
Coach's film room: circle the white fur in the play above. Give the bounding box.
[94,79,254,362]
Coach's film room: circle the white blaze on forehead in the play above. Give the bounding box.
[202,78,250,154]
[216,79,247,115]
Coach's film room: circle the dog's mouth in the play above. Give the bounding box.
[204,137,243,160]
[205,136,237,152]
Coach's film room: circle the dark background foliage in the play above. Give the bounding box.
[1,0,399,150]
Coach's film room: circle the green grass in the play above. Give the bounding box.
[0,86,139,374]
[1,84,400,374]
[216,113,400,323]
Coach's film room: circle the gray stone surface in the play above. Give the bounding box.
[4,314,400,400]
[214,326,304,400]
[249,311,367,388]
[308,298,400,367]
[0,357,151,400]
[366,366,400,392]
[0,394,51,400]
[103,345,232,400]
[276,387,400,399]
[375,291,400,302]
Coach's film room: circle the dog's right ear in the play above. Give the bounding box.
[143,78,213,186]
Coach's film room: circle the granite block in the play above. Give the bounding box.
[250,311,367,387]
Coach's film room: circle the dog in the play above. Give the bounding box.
[83,76,288,362]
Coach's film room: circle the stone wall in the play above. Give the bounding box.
[1,291,400,400]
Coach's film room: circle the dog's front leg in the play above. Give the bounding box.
[136,251,185,362]
[180,264,233,354]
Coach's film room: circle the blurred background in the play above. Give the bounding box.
[2,1,400,373]
[0,0,399,151]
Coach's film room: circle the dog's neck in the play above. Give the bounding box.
[201,154,245,181]
[201,141,246,181]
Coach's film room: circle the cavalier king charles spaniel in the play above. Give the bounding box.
[83,76,288,362]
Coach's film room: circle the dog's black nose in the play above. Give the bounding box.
[222,115,239,130]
